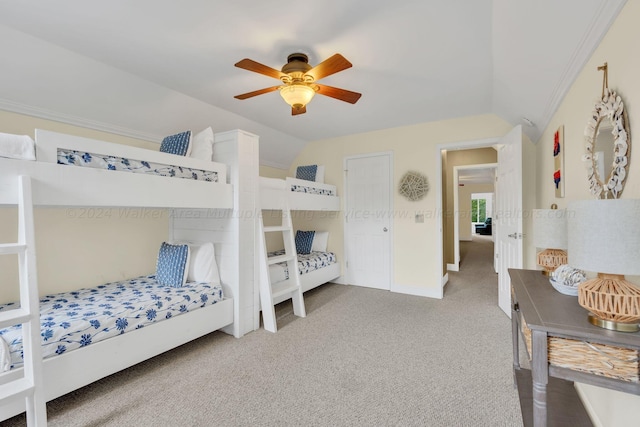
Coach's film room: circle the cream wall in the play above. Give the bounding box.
[533,2,640,425]
[259,165,288,179]
[0,110,169,303]
[290,114,511,294]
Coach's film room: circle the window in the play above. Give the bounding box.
[471,198,486,223]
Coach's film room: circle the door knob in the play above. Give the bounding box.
[383,227,388,232]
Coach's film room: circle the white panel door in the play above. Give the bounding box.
[345,154,391,290]
[496,126,523,317]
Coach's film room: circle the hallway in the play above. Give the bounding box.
[445,234,497,299]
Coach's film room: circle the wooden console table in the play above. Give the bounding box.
[509,269,640,427]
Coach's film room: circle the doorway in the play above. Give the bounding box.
[451,163,497,272]
[436,126,525,312]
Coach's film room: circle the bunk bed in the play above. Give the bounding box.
[259,173,341,306]
[0,129,239,421]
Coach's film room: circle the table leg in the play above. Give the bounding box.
[512,304,520,372]
[531,330,549,427]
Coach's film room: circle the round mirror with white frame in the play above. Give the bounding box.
[584,88,631,199]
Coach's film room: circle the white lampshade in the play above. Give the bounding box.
[280,84,315,108]
[533,209,568,249]
[568,199,640,275]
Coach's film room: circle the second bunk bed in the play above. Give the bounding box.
[259,165,341,307]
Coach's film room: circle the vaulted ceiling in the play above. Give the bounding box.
[0,0,626,168]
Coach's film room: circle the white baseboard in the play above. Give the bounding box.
[392,283,442,299]
[447,263,459,272]
[442,273,449,287]
[331,275,348,285]
[574,383,602,427]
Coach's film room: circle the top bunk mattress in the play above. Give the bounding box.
[0,275,224,371]
[58,149,218,182]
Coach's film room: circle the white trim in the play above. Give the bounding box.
[442,273,449,287]
[393,283,443,299]
[343,151,394,291]
[0,98,164,143]
[331,275,348,285]
[533,0,627,144]
[446,263,459,272]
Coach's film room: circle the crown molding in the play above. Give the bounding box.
[259,159,291,170]
[0,98,163,143]
[534,0,627,143]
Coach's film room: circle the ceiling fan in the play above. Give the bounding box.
[234,53,362,115]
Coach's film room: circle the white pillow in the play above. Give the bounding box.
[187,242,221,285]
[315,165,325,183]
[311,231,329,252]
[190,127,214,161]
[0,133,36,160]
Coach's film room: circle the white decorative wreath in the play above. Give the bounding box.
[399,171,429,201]
[583,88,630,199]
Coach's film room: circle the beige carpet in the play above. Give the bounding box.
[6,236,522,426]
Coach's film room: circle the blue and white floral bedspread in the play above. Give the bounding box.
[268,250,337,283]
[290,184,335,196]
[58,149,218,182]
[0,276,224,371]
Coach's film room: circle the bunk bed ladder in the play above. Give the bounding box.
[257,199,306,333]
[0,176,47,426]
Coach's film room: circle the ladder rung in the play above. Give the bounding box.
[0,308,31,329]
[0,243,26,255]
[267,254,296,265]
[271,282,301,300]
[263,226,292,233]
[0,377,34,403]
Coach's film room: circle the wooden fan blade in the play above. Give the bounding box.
[234,86,281,100]
[306,54,352,81]
[315,84,362,104]
[235,58,287,80]
[292,105,307,116]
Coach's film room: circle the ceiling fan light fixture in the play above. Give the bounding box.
[280,84,315,110]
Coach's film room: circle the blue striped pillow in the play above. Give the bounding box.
[296,165,318,182]
[156,242,190,287]
[295,230,315,255]
[160,130,192,156]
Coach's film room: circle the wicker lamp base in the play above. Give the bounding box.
[578,273,640,332]
[536,248,568,276]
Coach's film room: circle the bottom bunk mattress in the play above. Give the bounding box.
[0,275,224,371]
[268,250,337,284]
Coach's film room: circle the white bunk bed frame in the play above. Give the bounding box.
[259,177,341,306]
[0,129,249,421]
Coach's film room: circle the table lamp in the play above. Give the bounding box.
[533,208,568,275]
[568,199,640,332]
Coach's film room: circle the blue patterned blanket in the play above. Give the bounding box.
[0,276,224,371]
[268,251,337,283]
[57,149,218,182]
[290,184,335,196]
